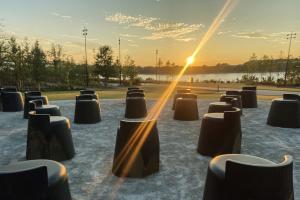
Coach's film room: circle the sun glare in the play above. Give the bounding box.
[112,0,239,195]
[187,56,194,65]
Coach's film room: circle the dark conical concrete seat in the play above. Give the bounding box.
[226,90,241,96]
[226,88,257,108]
[220,94,242,115]
[173,97,199,121]
[173,88,192,107]
[26,112,75,161]
[197,107,241,157]
[80,89,95,95]
[125,97,147,118]
[283,94,300,100]
[74,95,101,124]
[0,90,24,112]
[172,92,196,110]
[112,118,160,178]
[267,94,300,128]
[208,102,233,113]
[203,154,294,200]
[79,90,99,99]
[1,87,17,92]
[241,86,257,108]
[24,91,49,118]
[128,87,140,91]
[29,99,61,116]
[127,92,145,98]
[0,159,72,200]
[127,89,144,95]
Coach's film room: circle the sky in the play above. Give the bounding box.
[0,0,300,66]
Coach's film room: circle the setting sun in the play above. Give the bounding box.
[187,56,195,65]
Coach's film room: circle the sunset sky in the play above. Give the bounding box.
[0,0,299,66]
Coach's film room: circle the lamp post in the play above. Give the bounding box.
[119,38,122,86]
[83,27,88,87]
[284,32,296,86]
[155,49,158,82]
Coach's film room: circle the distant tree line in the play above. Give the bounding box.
[0,37,139,90]
[138,54,299,74]
[0,36,299,88]
[137,54,300,86]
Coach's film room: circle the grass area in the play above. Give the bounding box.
[178,82,300,92]
[43,82,288,101]
[44,84,214,100]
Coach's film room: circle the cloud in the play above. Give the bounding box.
[51,12,72,21]
[175,37,196,42]
[105,13,157,30]
[105,12,204,42]
[119,33,139,38]
[217,30,232,35]
[231,31,299,45]
[232,31,271,39]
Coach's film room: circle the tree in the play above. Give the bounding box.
[247,53,257,73]
[165,60,171,67]
[7,37,21,88]
[94,45,116,87]
[123,55,137,85]
[30,41,46,90]
[49,44,63,68]
[157,58,163,83]
[114,58,122,85]
[48,44,66,84]
[287,58,300,85]
[0,37,31,88]
[21,38,32,86]
[0,39,8,85]
[165,60,172,80]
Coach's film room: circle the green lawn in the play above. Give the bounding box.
[177,82,300,92]
[42,82,294,101]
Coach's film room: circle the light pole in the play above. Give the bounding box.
[119,38,122,86]
[83,27,88,87]
[155,49,158,82]
[284,32,296,86]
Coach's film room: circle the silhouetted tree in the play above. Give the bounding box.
[114,58,122,85]
[123,55,137,85]
[30,41,46,90]
[48,44,67,84]
[94,45,116,87]
[7,37,20,88]
[0,40,8,85]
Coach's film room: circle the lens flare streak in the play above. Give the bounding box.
[111,0,238,198]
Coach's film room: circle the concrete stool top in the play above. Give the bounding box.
[208,102,232,113]
[203,113,224,120]
[1,159,68,187]
[203,154,293,200]
[210,154,276,178]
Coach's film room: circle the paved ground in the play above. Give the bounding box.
[0,99,299,200]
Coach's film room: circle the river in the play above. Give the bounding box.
[138,72,285,82]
